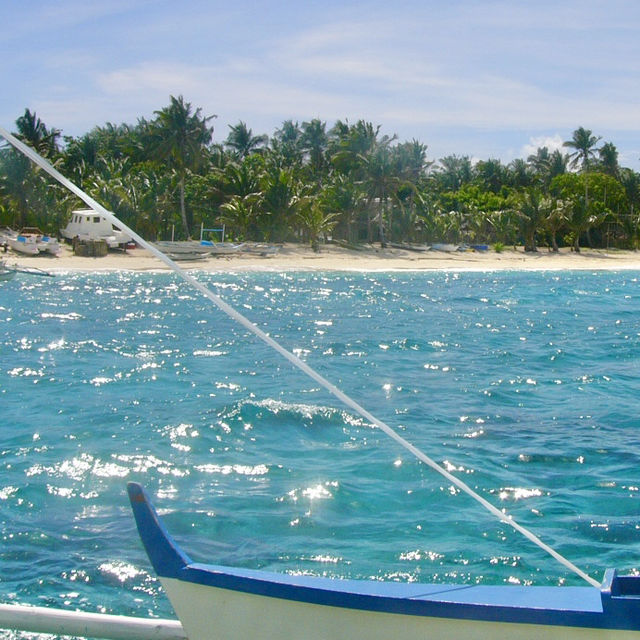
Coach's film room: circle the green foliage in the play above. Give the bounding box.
[1,107,639,252]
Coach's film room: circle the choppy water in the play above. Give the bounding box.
[1,269,640,625]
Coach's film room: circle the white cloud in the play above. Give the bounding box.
[4,0,640,168]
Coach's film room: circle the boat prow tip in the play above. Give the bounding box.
[127,482,192,576]
[126,482,146,503]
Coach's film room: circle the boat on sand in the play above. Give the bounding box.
[2,227,61,255]
[128,483,640,640]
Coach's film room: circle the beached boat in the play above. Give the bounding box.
[389,242,431,252]
[199,240,245,255]
[431,243,458,252]
[60,209,131,248]
[154,240,244,256]
[128,482,640,640]
[3,228,39,255]
[17,227,61,255]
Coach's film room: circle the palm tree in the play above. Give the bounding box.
[319,174,365,243]
[527,146,551,176]
[225,121,268,159]
[219,193,262,240]
[15,109,60,157]
[271,120,303,168]
[361,139,398,246]
[433,155,473,192]
[0,148,32,228]
[617,168,640,249]
[300,119,328,179]
[548,150,568,182]
[545,199,571,252]
[508,158,532,188]
[296,198,339,251]
[563,127,601,171]
[474,158,505,193]
[330,120,381,176]
[259,165,302,241]
[598,142,619,178]
[513,189,549,252]
[149,95,215,238]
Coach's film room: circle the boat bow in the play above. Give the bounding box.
[128,483,640,639]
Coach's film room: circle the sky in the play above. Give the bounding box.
[3,0,640,169]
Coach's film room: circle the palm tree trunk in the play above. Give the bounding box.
[379,198,387,248]
[179,176,190,239]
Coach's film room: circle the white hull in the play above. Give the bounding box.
[160,577,636,640]
[36,237,61,255]
[128,484,640,640]
[7,237,39,255]
[5,229,60,255]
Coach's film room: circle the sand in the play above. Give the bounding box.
[4,242,640,273]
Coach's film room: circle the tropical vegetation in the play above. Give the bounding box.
[2,98,639,252]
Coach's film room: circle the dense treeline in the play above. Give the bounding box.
[1,96,639,252]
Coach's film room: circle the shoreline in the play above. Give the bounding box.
[4,243,640,273]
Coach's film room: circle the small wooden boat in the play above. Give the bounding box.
[3,228,39,255]
[3,228,60,255]
[128,483,640,640]
[389,242,431,252]
[431,243,458,252]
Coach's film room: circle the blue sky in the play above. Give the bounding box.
[3,0,640,168]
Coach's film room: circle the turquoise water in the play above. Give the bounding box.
[1,269,640,622]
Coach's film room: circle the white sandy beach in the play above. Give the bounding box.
[5,242,640,272]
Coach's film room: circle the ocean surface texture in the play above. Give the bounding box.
[1,269,639,625]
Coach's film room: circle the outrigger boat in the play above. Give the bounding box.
[128,483,640,640]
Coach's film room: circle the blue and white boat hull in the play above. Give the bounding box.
[128,483,640,640]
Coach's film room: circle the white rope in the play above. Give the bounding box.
[0,125,600,588]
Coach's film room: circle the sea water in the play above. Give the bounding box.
[1,269,640,625]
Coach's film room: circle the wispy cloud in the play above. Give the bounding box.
[3,0,640,166]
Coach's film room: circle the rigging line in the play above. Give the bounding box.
[0,125,600,589]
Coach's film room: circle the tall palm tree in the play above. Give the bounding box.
[563,127,601,171]
[149,95,215,238]
[474,158,505,193]
[545,198,571,252]
[362,139,398,246]
[508,158,532,188]
[15,109,60,157]
[271,120,303,168]
[548,150,568,181]
[618,168,640,249]
[300,119,328,179]
[598,142,619,178]
[435,155,473,190]
[320,173,365,243]
[514,188,549,252]
[225,121,268,159]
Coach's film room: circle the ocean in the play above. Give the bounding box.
[1,268,639,626]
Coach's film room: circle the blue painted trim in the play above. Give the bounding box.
[127,483,191,577]
[127,483,640,632]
